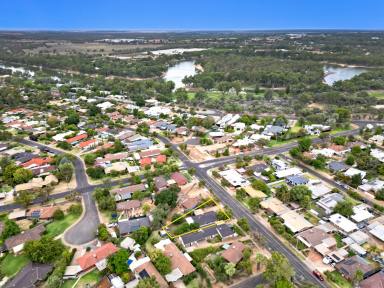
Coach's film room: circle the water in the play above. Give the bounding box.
[151,48,206,56]
[0,64,35,77]
[323,65,367,86]
[163,61,197,89]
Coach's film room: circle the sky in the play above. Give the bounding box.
[0,0,383,31]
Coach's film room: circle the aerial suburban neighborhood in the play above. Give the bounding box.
[0,3,384,288]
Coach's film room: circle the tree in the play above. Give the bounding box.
[152,250,172,275]
[376,189,384,200]
[224,262,236,277]
[131,226,150,245]
[13,168,33,184]
[238,217,250,232]
[248,197,260,213]
[15,191,35,208]
[298,137,312,152]
[1,219,20,240]
[65,110,80,125]
[276,184,291,203]
[353,269,364,286]
[351,173,363,188]
[334,200,354,217]
[58,162,74,182]
[345,155,355,166]
[84,153,97,165]
[136,277,160,288]
[53,209,64,220]
[47,116,59,127]
[87,166,105,179]
[290,185,312,208]
[97,224,109,241]
[155,187,179,208]
[264,252,295,285]
[24,236,65,263]
[108,249,130,275]
[264,89,273,101]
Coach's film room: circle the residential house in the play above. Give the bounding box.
[275,167,302,179]
[4,225,45,253]
[118,216,150,235]
[221,241,245,264]
[4,263,53,288]
[180,224,235,247]
[154,239,195,282]
[260,197,291,216]
[306,180,332,199]
[297,226,337,256]
[66,133,88,145]
[171,172,188,186]
[329,214,358,234]
[345,167,366,179]
[219,169,250,188]
[154,176,168,191]
[328,161,350,173]
[116,200,142,217]
[317,193,344,215]
[76,243,118,272]
[104,162,129,174]
[286,175,309,186]
[131,257,168,288]
[280,210,313,234]
[360,270,384,288]
[186,211,217,227]
[27,206,58,220]
[335,255,377,281]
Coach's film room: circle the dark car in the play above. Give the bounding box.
[313,269,324,281]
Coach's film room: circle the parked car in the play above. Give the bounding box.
[313,269,324,281]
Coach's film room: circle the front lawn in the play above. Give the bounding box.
[45,213,80,238]
[325,271,352,288]
[76,269,102,287]
[0,254,29,277]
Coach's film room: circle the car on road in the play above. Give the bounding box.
[313,269,324,281]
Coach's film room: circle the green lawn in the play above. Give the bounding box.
[325,271,352,288]
[0,254,29,277]
[76,270,102,287]
[61,279,77,288]
[45,213,80,238]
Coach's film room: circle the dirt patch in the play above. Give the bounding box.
[188,146,213,162]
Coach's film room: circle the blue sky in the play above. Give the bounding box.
[1,0,383,30]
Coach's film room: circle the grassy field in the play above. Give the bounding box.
[0,254,29,277]
[45,213,80,238]
[369,90,384,99]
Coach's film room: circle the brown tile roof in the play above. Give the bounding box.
[139,149,161,159]
[111,184,146,195]
[221,242,245,264]
[27,206,58,219]
[116,200,141,211]
[135,261,168,288]
[4,225,45,250]
[171,172,187,186]
[335,255,376,280]
[163,242,195,276]
[181,197,200,210]
[360,271,384,288]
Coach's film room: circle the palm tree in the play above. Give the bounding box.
[224,263,236,277]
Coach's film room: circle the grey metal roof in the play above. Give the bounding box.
[191,211,217,226]
[118,216,150,234]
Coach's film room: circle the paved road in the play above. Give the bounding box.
[157,135,327,288]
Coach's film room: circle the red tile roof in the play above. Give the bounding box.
[66,133,88,144]
[140,158,152,167]
[171,172,188,186]
[156,154,167,164]
[76,243,118,271]
[21,157,53,168]
[78,139,97,148]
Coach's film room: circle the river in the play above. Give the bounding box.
[163,61,197,89]
[323,65,367,86]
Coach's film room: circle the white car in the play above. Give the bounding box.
[322,256,332,265]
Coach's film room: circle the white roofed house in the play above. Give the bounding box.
[275,167,302,179]
[351,204,374,224]
[280,210,313,234]
[359,179,384,193]
[344,167,366,179]
[317,193,344,215]
[96,101,114,111]
[369,134,384,146]
[232,122,246,134]
[329,214,358,234]
[219,169,250,188]
[370,148,384,162]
